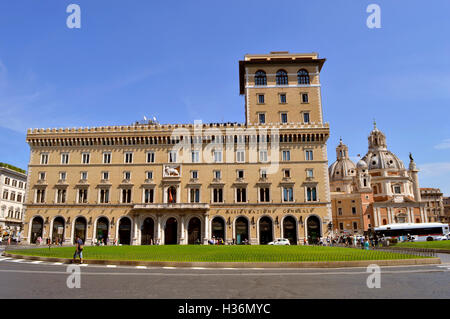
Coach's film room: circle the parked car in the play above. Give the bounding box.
[435,234,449,241]
[268,238,290,245]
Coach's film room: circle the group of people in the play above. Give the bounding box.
[208,237,225,245]
[313,234,383,250]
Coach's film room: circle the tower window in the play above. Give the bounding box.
[297,69,310,85]
[279,94,287,104]
[302,93,309,103]
[276,70,288,85]
[255,70,267,86]
[257,94,265,104]
[258,113,265,124]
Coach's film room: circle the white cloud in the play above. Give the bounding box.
[434,139,450,150]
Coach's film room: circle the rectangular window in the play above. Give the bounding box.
[59,172,66,181]
[302,93,309,103]
[103,152,111,164]
[306,186,318,202]
[281,113,288,123]
[236,188,247,203]
[283,169,290,179]
[303,112,310,124]
[259,187,270,202]
[82,153,90,164]
[283,187,294,202]
[259,150,268,162]
[191,151,199,163]
[305,150,313,161]
[213,170,221,180]
[146,171,153,180]
[213,188,223,203]
[78,188,88,203]
[237,170,244,179]
[146,152,155,163]
[282,150,290,161]
[2,190,8,200]
[10,192,15,201]
[257,94,265,104]
[352,207,357,215]
[56,189,66,204]
[279,94,287,104]
[169,151,177,163]
[124,171,131,180]
[12,180,17,187]
[190,188,200,203]
[102,171,109,180]
[124,152,133,164]
[100,189,110,204]
[36,189,45,203]
[144,189,154,203]
[339,223,344,231]
[39,172,46,180]
[61,153,69,164]
[17,194,22,202]
[214,150,223,163]
[260,169,267,179]
[338,207,342,216]
[81,171,88,180]
[394,185,401,194]
[40,153,49,165]
[4,177,10,185]
[258,113,265,124]
[353,222,358,230]
[191,170,198,179]
[18,181,23,188]
[236,150,245,163]
[306,169,314,178]
[122,189,132,203]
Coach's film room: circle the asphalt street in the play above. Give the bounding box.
[0,253,449,298]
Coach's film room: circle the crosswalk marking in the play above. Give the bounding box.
[163,266,176,269]
[190,267,206,270]
[136,266,147,269]
[31,261,43,264]
[53,262,63,265]
[10,259,24,263]
[106,265,116,268]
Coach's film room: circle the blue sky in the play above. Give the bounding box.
[0,0,449,195]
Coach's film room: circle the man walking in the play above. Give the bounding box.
[73,236,84,264]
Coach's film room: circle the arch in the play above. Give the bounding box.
[306,215,321,244]
[118,217,132,245]
[382,219,387,225]
[30,216,44,244]
[73,216,87,244]
[254,70,267,86]
[297,69,310,84]
[141,217,155,245]
[259,216,273,245]
[95,217,109,245]
[211,216,225,241]
[165,217,178,245]
[235,216,249,244]
[282,215,297,245]
[51,216,65,244]
[276,69,288,85]
[187,217,202,244]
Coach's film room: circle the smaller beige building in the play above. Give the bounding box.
[443,197,450,223]
[421,188,444,223]
[0,164,27,238]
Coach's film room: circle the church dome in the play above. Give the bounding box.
[328,139,357,182]
[357,159,368,169]
[362,122,405,170]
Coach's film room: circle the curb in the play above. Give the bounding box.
[3,253,441,268]
[390,247,450,254]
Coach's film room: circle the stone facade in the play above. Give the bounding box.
[0,166,27,237]
[23,52,332,245]
[421,188,444,223]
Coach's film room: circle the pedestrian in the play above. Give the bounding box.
[73,236,84,264]
[364,237,370,250]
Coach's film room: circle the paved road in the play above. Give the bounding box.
[0,255,449,298]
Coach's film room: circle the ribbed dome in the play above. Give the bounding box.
[357,159,368,169]
[329,159,357,182]
[361,150,404,170]
[362,123,405,170]
[329,139,356,182]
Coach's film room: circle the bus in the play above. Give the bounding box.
[374,223,449,242]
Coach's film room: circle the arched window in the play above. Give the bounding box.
[297,69,310,84]
[276,70,288,85]
[254,70,267,86]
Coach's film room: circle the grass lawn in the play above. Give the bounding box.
[6,245,424,262]
[394,241,450,250]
